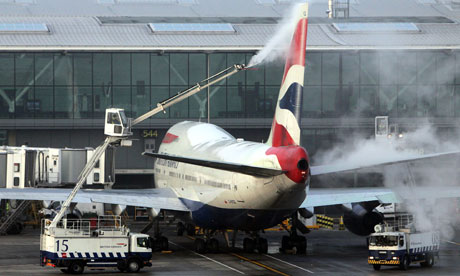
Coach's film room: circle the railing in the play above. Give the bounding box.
[43,215,126,237]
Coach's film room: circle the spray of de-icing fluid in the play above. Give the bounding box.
[248,3,302,67]
[248,1,328,67]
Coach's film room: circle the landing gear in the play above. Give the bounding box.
[155,236,169,251]
[243,238,255,253]
[243,236,268,254]
[186,223,196,236]
[279,213,307,255]
[280,234,306,254]
[194,238,207,254]
[193,238,220,254]
[208,238,219,253]
[257,238,268,254]
[177,222,185,236]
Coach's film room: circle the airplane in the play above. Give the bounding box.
[1,3,460,255]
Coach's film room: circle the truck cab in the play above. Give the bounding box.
[130,233,152,257]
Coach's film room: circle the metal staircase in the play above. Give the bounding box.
[0,200,30,234]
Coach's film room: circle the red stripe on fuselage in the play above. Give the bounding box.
[282,18,308,85]
[162,133,178,144]
[271,120,296,147]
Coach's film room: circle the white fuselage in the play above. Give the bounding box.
[154,121,309,230]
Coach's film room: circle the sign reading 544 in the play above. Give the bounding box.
[142,130,158,138]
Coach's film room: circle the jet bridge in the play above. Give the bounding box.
[0,145,115,189]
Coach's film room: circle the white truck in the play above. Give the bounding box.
[40,216,152,274]
[368,224,440,271]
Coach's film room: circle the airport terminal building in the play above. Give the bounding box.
[1,0,460,186]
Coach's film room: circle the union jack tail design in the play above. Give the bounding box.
[266,3,308,147]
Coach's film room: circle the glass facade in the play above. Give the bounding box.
[0,50,460,120]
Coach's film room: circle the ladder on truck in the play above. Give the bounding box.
[0,200,31,234]
[47,64,245,230]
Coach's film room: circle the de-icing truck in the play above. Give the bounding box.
[40,216,152,274]
[368,224,440,271]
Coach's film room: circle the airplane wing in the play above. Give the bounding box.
[302,186,460,208]
[143,152,286,177]
[0,188,189,212]
[309,151,460,176]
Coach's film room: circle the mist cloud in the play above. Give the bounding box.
[314,123,460,239]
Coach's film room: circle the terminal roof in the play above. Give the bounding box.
[0,0,459,50]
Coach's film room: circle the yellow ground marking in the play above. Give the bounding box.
[230,253,290,276]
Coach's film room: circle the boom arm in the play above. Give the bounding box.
[132,64,244,126]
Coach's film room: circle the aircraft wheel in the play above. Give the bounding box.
[177,222,185,236]
[257,238,268,254]
[243,238,255,253]
[194,238,206,254]
[208,238,219,253]
[280,236,292,252]
[373,264,381,271]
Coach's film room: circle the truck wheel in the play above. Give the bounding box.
[373,264,381,271]
[68,261,84,274]
[399,256,410,270]
[127,258,140,273]
[421,254,434,268]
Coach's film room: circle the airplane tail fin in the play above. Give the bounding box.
[266,3,308,147]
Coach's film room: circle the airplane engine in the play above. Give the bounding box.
[342,203,383,236]
[111,204,127,216]
[148,208,160,219]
